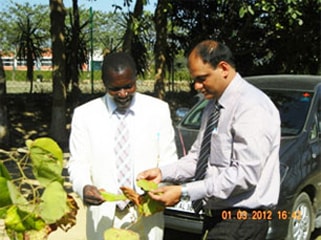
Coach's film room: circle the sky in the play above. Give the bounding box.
[0,0,157,13]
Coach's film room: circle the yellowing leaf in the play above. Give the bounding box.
[137,179,158,191]
[120,187,142,206]
[104,228,139,240]
[39,181,68,224]
[140,194,165,217]
[99,191,127,202]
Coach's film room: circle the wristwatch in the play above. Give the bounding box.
[180,184,190,201]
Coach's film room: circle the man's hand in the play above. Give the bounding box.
[83,185,105,205]
[137,168,162,184]
[148,185,182,207]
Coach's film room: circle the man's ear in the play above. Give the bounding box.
[217,61,230,78]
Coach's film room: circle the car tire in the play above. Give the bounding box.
[285,192,313,240]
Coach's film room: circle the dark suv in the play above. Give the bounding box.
[165,75,321,240]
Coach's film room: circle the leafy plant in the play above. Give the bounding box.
[100,179,165,240]
[0,137,78,240]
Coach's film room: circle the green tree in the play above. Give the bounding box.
[65,0,89,108]
[1,2,49,93]
[169,0,320,76]
[16,16,46,93]
[121,0,150,76]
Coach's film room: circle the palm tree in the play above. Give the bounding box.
[122,0,149,76]
[65,0,89,108]
[15,15,46,93]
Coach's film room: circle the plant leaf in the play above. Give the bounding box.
[7,181,28,206]
[28,137,64,186]
[99,191,127,202]
[120,187,141,206]
[0,161,11,180]
[4,205,46,232]
[119,186,164,216]
[140,194,165,217]
[0,177,12,207]
[38,181,68,224]
[137,179,158,191]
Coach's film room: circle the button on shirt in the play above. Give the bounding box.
[160,73,281,210]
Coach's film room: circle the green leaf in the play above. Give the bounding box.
[28,138,64,186]
[140,195,164,217]
[0,177,12,207]
[100,191,127,202]
[38,181,68,224]
[4,205,46,232]
[28,138,63,164]
[7,181,28,206]
[104,228,140,240]
[247,5,255,15]
[137,179,158,192]
[239,6,246,18]
[5,205,26,232]
[0,161,11,180]
[0,163,12,207]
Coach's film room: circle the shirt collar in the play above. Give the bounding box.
[217,73,242,109]
[105,93,136,116]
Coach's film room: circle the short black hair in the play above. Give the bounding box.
[192,40,236,69]
[101,52,137,85]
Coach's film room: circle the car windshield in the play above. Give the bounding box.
[181,90,313,137]
[264,90,313,136]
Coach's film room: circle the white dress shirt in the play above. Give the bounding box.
[161,73,281,210]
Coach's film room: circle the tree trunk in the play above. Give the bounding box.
[49,0,68,150]
[153,0,168,99]
[27,49,34,94]
[69,0,81,109]
[0,55,9,148]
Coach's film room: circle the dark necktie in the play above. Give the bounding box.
[192,102,221,213]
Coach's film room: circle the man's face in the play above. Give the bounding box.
[188,53,227,100]
[105,68,136,110]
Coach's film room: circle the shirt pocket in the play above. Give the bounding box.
[209,133,232,167]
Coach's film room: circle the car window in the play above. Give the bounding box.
[181,90,313,136]
[181,99,208,129]
[264,90,313,136]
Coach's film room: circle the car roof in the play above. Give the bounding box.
[245,74,321,91]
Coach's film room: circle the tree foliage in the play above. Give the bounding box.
[169,0,320,75]
[1,2,49,93]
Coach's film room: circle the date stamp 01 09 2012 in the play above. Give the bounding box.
[221,209,302,221]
